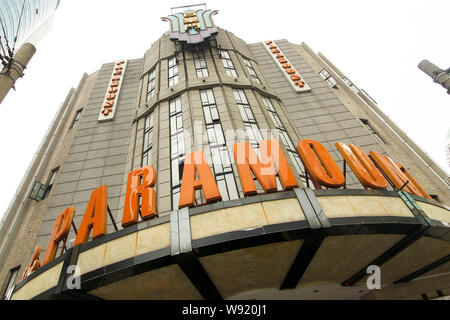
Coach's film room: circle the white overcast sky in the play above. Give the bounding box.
[0,0,449,220]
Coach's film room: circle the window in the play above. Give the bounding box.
[233,89,283,191]
[142,113,154,167]
[44,167,59,198]
[29,181,47,202]
[360,119,386,144]
[2,266,20,300]
[193,49,208,78]
[319,69,337,88]
[232,89,262,147]
[261,96,310,187]
[146,69,156,100]
[342,77,360,94]
[168,57,179,87]
[243,57,261,84]
[70,109,83,129]
[169,97,185,209]
[200,89,239,201]
[219,50,238,78]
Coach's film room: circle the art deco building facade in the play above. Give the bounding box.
[1,8,449,300]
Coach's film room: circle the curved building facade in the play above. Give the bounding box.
[1,8,450,300]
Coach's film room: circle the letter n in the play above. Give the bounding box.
[179,151,222,209]
[234,140,298,196]
[42,207,75,266]
[297,139,345,189]
[74,185,108,246]
[122,166,158,227]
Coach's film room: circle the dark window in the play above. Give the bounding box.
[233,89,283,191]
[2,266,20,300]
[141,113,154,167]
[193,49,208,78]
[146,69,156,100]
[233,89,262,147]
[319,69,337,88]
[360,119,386,144]
[261,96,310,187]
[29,181,47,202]
[200,89,239,201]
[243,57,261,84]
[342,77,360,93]
[219,50,238,78]
[70,109,83,129]
[169,96,185,209]
[43,167,59,198]
[168,57,179,87]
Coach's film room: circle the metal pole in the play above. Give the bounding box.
[0,42,35,104]
[418,60,450,94]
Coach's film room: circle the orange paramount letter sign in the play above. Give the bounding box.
[234,139,298,196]
[370,151,432,199]
[297,139,345,189]
[122,166,158,227]
[179,151,222,208]
[335,143,387,190]
[22,246,41,280]
[42,207,75,266]
[74,185,109,246]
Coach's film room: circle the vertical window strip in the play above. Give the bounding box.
[200,89,239,201]
[360,119,386,144]
[168,56,179,87]
[2,267,19,300]
[261,97,310,187]
[142,113,154,167]
[169,97,185,209]
[70,108,83,129]
[232,89,283,191]
[146,69,156,100]
[319,68,337,88]
[243,57,261,84]
[219,50,238,78]
[44,167,59,199]
[193,49,209,78]
[232,89,263,147]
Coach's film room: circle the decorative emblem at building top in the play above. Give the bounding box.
[162,5,218,44]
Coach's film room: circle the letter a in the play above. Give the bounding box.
[74,185,108,246]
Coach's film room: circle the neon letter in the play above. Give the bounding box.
[122,166,158,227]
[74,185,108,246]
[42,207,75,266]
[22,246,41,280]
[179,151,222,208]
[234,139,298,196]
[297,139,345,189]
[336,143,387,189]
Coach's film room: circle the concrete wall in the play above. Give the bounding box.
[0,71,98,295]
